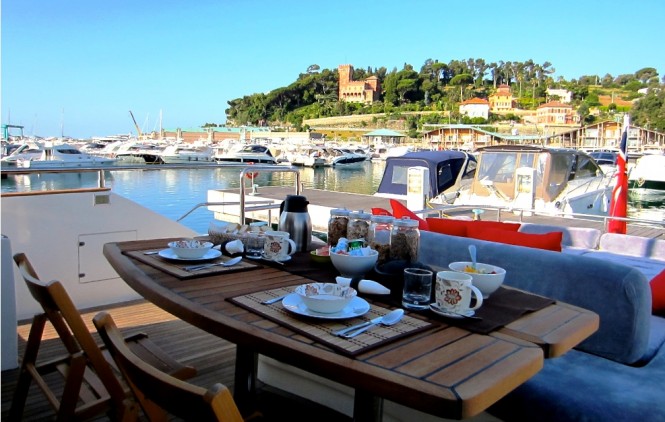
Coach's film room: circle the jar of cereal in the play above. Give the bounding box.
[368,215,394,264]
[327,208,350,247]
[390,217,420,262]
[346,210,371,242]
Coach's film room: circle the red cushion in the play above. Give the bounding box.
[426,218,469,237]
[389,199,429,231]
[651,270,665,316]
[425,219,521,238]
[467,227,563,252]
[371,208,392,216]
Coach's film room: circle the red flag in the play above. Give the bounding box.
[607,116,629,234]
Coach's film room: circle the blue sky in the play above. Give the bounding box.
[2,0,664,139]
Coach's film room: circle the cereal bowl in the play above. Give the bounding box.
[330,249,378,278]
[295,282,357,313]
[167,239,214,259]
[448,261,506,298]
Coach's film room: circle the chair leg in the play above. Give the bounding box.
[56,352,87,422]
[9,314,47,422]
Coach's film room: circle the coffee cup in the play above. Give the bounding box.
[434,271,483,315]
[263,231,296,261]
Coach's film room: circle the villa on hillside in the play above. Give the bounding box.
[489,84,517,112]
[338,64,380,104]
[546,88,573,103]
[536,101,579,125]
[459,98,490,120]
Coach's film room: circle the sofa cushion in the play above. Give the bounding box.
[600,232,665,260]
[389,199,429,231]
[651,269,665,316]
[518,222,601,249]
[419,230,651,364]
[489,345,665,422]
[581,250,665,281]
[371,207,392,216]
[426,218,520,237]
[639,315,665,364]
[467,227,563,252]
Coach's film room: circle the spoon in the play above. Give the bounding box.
[469,245,477,270]
[183,256,242,271]
[340,309,404,338]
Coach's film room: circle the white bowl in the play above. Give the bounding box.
[167,239,214,259]
[448,261,506,298]
[330,250,379,278]
[295,283,357,313]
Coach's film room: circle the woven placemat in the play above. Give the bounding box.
[124,249,260,279]
[230,287,433,356]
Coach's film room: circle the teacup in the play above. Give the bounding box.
[435,271,483,315]
[263,231,296,261]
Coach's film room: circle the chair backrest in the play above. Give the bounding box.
[13,252,129,410]
[93,311,243,422]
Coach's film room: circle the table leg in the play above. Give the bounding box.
[353,388,383,422]
[234,346,258,413]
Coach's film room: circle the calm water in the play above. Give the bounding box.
[3,161,663,233]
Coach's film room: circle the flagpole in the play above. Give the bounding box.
[607,114,629,234]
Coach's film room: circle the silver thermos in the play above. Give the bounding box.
[279,195,312,252]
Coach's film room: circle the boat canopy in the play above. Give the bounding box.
[376,150,474,198]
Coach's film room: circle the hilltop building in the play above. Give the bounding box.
[546,88,573,103]
[489,84,516,113]
[459,98,490,120]
[338,64,380,104]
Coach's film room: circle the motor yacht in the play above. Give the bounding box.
[320,148,367,167]
[629,154,665,200]
[214,144,279,165]
[15,143,117,168]
[453,145,614,216]
[158,144,215,164]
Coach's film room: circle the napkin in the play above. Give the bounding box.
[336,276,390,295]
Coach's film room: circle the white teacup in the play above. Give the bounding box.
[435,271,483,315]
[263,231,296,261]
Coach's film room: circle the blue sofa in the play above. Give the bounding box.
[419,230,665,422]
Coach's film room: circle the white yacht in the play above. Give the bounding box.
[283,146,326,168]
[453,145,614,216]
[0,141,45,168]
[629,154,665,200]
[158,144,215,164]
[15,143,117,168]
[214,144,279,165]
[320,148,367,167]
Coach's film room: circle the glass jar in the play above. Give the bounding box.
[327,208,350,247]
[368,215,394,264]
[390,217,420,262]
[346,210,371,242]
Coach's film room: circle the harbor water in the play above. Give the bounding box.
[2,161,663,234]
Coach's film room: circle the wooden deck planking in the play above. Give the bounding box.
[1,299,350,421]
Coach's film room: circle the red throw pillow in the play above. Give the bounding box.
[467,227,563,252]
[651,270,665,316]
[389,199,429,231]
[426,218,469,237]
[371,207,392,216]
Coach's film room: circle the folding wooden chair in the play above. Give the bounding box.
[10,252,197,421]
[93,311,244,422]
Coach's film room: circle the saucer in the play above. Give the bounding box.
[429,303,475,319]
[263,254,292,262]
[281,294,369,320]
[158,249,222,262]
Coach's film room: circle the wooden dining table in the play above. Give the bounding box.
[103,238,599,421]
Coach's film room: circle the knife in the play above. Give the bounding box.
[332,318,378,337]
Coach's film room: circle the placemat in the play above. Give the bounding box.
[124,249,260,279]
[229,286,433,356]
[427,286,555,334]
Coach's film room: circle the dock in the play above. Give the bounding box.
[207,186,665,239]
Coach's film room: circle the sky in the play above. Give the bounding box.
[2,0,664,139]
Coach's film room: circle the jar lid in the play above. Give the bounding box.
[330,208,350,217]
[393,217,419,227]
[371,215,394,224]
[349,210,371,219]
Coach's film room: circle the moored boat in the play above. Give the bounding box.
[629,154,665,200]
[214,143,279,165]
[15,143,117,168]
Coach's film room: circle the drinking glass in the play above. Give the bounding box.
[402,268,433,310]
[245,232,264,259]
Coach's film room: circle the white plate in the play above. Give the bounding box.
[429,303,475,319]
[281,294,370,320]
[158,249,222,262]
